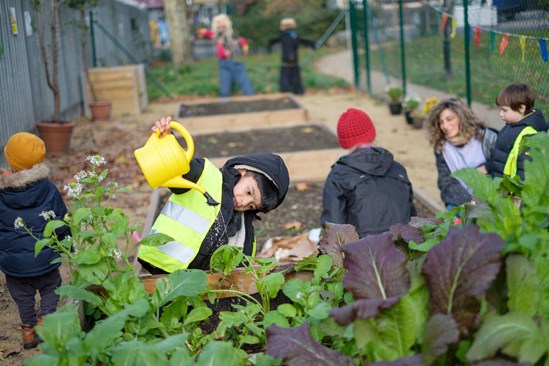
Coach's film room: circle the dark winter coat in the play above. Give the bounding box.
[487,109,548,179]
[170,153,289,269]
[268,29,315,65]
[436,128,498,207]
[321,147,416,238]
[0,164,69,277]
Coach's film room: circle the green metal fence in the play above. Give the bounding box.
[350,0,549,116]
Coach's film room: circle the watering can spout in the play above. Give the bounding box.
[134,121,219,206]
[162,177,219,206]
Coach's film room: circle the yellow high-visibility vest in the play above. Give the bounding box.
[503,126,537,178]
[138,160,223,273]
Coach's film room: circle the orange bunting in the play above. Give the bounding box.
[441,13,448,31]
[499,33,509,55]
[475,27,482,49]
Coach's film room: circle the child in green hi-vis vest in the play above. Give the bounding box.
[137,116,290,274]
[487,83,548,179]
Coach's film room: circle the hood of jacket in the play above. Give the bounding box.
[0,163,52,209]
[336,147,395,176]
[224,152,290,209]
[520,109,548,132]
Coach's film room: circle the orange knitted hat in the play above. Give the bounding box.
[4,132,46,171]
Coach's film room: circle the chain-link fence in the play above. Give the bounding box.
[350,0,549,118]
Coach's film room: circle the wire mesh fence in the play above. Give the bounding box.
[352,0,549,116]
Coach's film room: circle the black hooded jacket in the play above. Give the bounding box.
[268,29,315,65]
[487,109,548,179]
[0,164,70,277]
[170,152,289,270]
[321,147,416,238]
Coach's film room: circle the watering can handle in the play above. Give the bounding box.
[167,121,195,163]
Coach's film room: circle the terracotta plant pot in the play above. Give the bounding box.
[36,120,76,156]
[388,102,402,115]
[89,100,112,121]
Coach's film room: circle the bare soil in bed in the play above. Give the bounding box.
[178,96,301,117]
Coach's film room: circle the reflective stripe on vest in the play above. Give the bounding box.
[138,159,223,272]
[503,126,537,178]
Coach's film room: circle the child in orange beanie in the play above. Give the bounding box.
[321,108,417,238]
[0,132,70,349]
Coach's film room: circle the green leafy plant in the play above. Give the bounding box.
[403,95,421,110]
[385,84,403,102]
[263,133,549,365]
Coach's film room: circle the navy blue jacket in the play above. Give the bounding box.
[268,29,315,65]
[487,109,548,179]
[0,164,69,277]
[321,147,416,238]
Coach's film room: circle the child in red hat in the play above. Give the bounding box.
[321,108,417,237]
[0,132,70,349]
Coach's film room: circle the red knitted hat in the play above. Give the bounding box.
[336,108,376,149]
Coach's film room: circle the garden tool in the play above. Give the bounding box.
[134,121,218,206]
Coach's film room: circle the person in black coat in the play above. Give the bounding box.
[0,133,70,349]
[321,108,416,238]
[268,18,316,95]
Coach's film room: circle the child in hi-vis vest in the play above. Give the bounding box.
[487,83,548,179]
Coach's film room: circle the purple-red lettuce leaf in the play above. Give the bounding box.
[466,311,547,365]
[389,223,426,259]
[318,222,359,267]
[330,297,400,326]
[389,223,424,244]
[422,314,459,365]
[265,323,353,366]
[422,225,503,334]
[342,232,410,300]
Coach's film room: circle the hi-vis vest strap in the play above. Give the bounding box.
[503,126,537,178]
[138,160,223,273]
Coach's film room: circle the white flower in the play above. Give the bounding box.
[86,155,107,167]
[39,210,56,221]
[64,182,84,198]
[14,217,25,229]
[74,171,87,182]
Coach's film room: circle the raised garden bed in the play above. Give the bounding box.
[176,93,308,135]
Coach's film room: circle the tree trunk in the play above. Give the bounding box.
[164,0,192,69]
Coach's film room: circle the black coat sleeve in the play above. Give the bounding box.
[435,151,472,207]
[320,171,348,226]
[298,37,316,49]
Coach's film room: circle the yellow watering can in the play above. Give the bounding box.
[134,121,219,206]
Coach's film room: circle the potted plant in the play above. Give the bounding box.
[385,85,403,115]
[403,95,421,125]
[67,0,112,121]
[33,0,76,155]
[410,96,439,130]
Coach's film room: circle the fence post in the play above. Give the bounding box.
[398,0,406,96]
[463,0,472,106]
[349,1,360,89]
[89,11,97,68]
[362,1,371,95]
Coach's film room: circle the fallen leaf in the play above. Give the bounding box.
[295,182,311,191]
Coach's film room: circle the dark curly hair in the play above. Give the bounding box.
[426,98,487,153]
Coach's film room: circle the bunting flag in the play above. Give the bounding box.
[499,33,509,55]
[431,6,549,62]
[519,36,526,62]
[441,13,448,32]
[475,27,482,49]
[539,39,548,62]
